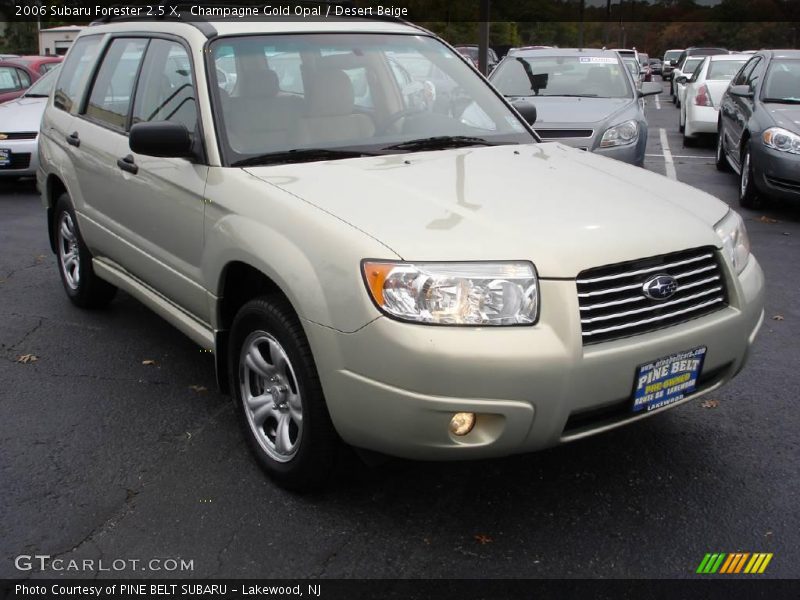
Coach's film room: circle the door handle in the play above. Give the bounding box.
[116,154,138,175]
[66,132,80,147]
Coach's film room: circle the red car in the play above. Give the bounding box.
[0,56,62,103]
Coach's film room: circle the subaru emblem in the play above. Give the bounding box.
[642,274,678,301]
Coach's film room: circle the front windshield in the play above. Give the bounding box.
[706,59,747,80]
[209,33,534,165]
[23,66,59,96]
[491,55,632,98]
[762,59,800,102]
[682,58,703,75]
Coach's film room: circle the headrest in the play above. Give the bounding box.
[308,69,354,116]
[236,50,279,98]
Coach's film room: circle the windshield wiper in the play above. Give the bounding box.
[551,94,600,98]
[23,93,49,98]
[763,97,800,104]
[232,148,374,167]
[382,136,496,152]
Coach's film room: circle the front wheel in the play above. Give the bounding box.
[229,297,339,491]
[53,194,117,308]
[738,145,762,209]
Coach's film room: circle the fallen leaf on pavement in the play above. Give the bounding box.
[142,359,157,366]
[701,399,720,409]
[17,354,38,364]
[189,385,207,393]
[757,215,779,224]
[771,315,784,321]
[35,254,46,264]
[474,534,493,545]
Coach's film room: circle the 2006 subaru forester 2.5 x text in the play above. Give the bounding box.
[38,14,765,490]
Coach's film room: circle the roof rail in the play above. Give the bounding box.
[89,0,417,38]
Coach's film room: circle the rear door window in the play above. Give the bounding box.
[85,38,147,130]
[54,35,103,113]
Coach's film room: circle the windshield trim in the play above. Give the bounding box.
[205,31,538,168]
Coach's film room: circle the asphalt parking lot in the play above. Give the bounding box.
[1,79,799,580]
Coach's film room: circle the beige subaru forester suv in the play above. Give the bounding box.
[38,14,764,489]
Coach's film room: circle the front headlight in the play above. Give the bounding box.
[714,210,751,275]
[362,261,538,325]
[762,127,800,155]
[600,120,639,148]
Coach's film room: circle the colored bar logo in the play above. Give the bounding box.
[696,553,773,574]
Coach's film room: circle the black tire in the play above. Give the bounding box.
[53,193,117,308]
[229,296,339,491]
[738,144,761,209]
[715,128,730,172]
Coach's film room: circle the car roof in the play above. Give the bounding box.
[764,49,800,58]
[707,54,751,61]
[510,48,621,58]
[86,17,423,40]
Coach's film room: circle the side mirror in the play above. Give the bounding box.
[507,98,537,125]
[130,121,194,158]
[639,81,662,96]
[675,75,688,84]
[729,84,754,98]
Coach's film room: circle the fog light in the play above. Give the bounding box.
[450,412,476,436]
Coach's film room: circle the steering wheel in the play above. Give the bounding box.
[378,108,423,135]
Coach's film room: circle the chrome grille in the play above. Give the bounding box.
[576,247,727,345]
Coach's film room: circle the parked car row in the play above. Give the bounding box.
[662,46,799,208]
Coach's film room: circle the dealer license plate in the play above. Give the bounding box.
[632,346,707,412]
[0,149,10,168]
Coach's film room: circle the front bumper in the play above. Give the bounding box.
[305,256,765,460]
[0,137,38,177]
[752,143,800,202]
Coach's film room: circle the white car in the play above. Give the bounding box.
[671,56,704,106]
[0,67,59,179]
[679,54,749,144]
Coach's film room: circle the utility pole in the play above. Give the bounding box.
[479,0,490,75]
[578,0,585,49]
[604,0,612,46]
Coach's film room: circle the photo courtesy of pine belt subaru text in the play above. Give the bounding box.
[36,13,766,490]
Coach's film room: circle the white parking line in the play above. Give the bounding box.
[646,153,714,159]
[654,94,661,110]
[659,128,677,180]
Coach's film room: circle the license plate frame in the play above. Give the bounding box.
[632,346,707,413]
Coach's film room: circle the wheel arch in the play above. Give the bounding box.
[214,261,299,394]
[44,174,69,254]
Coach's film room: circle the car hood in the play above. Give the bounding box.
[764,104,800,134]
[244,144,729,278]
[0,96,47,132]
[523,96,632,127]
